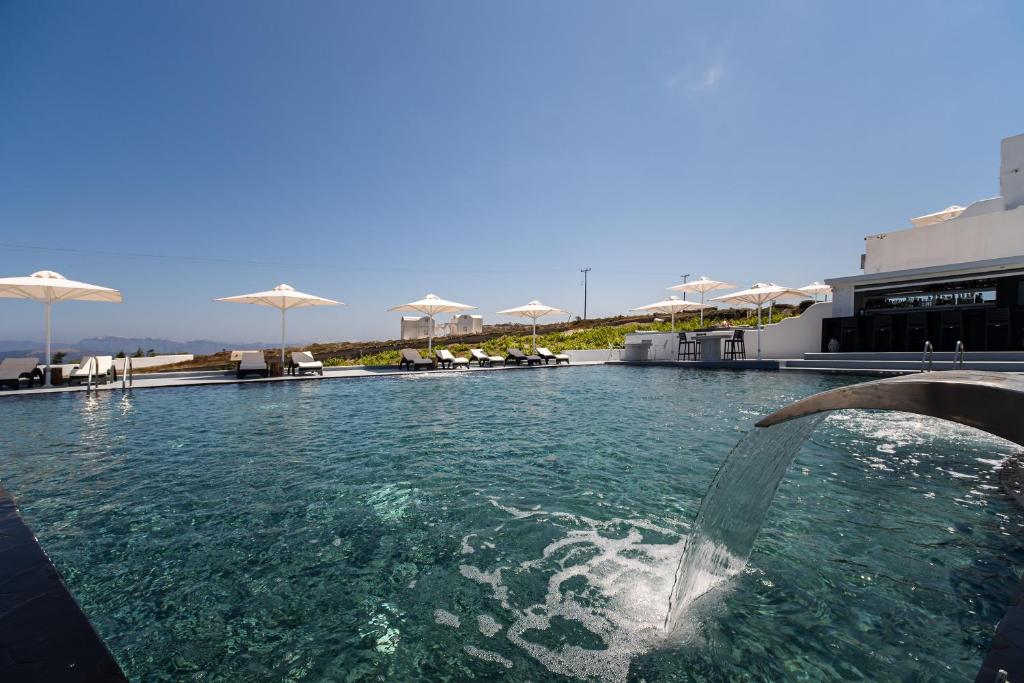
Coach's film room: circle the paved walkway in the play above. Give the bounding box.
[0,360,603,398]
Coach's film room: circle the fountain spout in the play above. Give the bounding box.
[665,370,1024,635]
[756,370,1024,447]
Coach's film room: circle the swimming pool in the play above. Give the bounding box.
[1,365,1022,680]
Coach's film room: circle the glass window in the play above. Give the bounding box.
[861,278,998,312]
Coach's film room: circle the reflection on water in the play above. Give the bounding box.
[0,367,1022,681]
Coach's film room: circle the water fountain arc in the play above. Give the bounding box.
[665,370,1024,634]
[756,370,1024,448]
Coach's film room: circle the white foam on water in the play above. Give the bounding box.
[457,500,687,682]
[460,534,476,554]
[477,614,502,637]
[464,645,513,668]
[433,609,461,628]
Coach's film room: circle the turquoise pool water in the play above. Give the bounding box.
[1,366,1022,680]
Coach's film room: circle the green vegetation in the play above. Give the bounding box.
[323,309,795,367]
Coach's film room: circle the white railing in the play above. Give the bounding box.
[85,357,96,392]
[954,340,965,369]
[121,355,134,391]
[921,341,934,373]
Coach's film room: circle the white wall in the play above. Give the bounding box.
[1001,133,1024,211]
[565,348,621,362]
[864,206,1024,274]
[113,354,193,371]
[755,302,831,358]
[619,303,831,360]
[831,284,855,317]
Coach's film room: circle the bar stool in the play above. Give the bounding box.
[677,332,698,360]
[986,308,1011,351]
[724,329,746,360]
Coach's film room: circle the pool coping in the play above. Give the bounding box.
[0,359,604,399]
[0,484,126,682]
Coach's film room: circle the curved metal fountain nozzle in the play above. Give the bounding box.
[756,370,1024,448]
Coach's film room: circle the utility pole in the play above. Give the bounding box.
[680,273,690,300]
[581,268,591,320]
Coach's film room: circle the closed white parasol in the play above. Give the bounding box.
[0,270,123,385]
[216,284,343,365]
[389,294,475,351]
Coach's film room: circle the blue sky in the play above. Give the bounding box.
[1,1,1022,343]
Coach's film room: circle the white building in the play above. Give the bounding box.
[824,133,1024,352]
[401,313,484,340]
[450,314,483,335]
[400,316,434,341]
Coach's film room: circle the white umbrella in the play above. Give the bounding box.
[497,300,569,351]
[389,293,475,351]
[631,296,707,332]
[798,281,832,301]
[668,276,735,325]
[0,270,122,386]
[216,284,343,365]
[712,283,806,359]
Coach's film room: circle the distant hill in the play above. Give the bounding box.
[0,336,282,361]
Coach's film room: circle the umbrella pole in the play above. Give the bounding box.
[428,315,433,352]
[671,310,675,333]
[44,300,52,387]
[281,308,286,366]
[532,319,537,352]
[757,305,762,360]
[699,292,704,326]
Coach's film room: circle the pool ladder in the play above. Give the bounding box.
[121,355,134,392]
[920,341,965,373]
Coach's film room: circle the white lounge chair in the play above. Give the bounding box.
[290,351,324,376]
[69,356,116,385]
[536,347,570,365]
[436,349,469,369]
[237,351,268,379]
[470,349,505,367]
[0,357,41,390]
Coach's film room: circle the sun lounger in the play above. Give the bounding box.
[470,349,505,367]
[536,347,570,365]
[237,351,269,379]
[289,351,324,376]
[399,349,434,371]
[506,348,542,366]
[0,357,42,390]
[230,350,259,362]
[69,355,116,385]
[436,349,470,369]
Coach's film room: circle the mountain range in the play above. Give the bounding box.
[0,336,283,361]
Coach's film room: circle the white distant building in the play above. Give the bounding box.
[450,314,483,335]
[401,313,484,340]
[824,133,1024,352]
[400,315,434,341]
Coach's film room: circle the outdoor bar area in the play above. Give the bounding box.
[822,260,1024,352]
[822,133,1024,355]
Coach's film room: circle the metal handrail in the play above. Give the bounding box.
[955,340,966,368]
[921,341,934,373]
[85,357,96,392]
[121,356,134,391]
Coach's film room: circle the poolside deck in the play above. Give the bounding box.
[0,360,605,398]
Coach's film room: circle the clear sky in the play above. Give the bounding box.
[2,1,1022,343]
